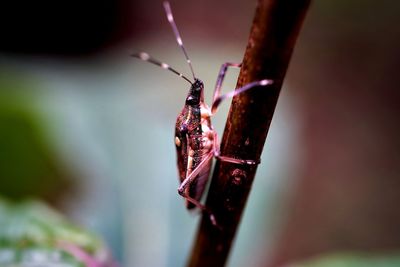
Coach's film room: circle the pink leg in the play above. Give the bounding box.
[177,152,217,225]
[212,62,242,104]
[211,79,273,114]
[178,151,213,195]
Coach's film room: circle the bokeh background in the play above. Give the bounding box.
[0,0,399,266]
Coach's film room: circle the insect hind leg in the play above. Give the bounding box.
[177,190,217,226]
[178,152,217,226]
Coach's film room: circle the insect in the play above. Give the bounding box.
[132,1,273,223]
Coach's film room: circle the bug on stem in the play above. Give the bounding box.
[132,1,273,224]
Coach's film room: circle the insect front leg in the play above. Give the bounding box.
[211,79,274,114]
[212,62,242,104]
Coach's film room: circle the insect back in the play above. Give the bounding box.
[175,79,213,209]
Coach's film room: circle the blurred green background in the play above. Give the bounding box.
[0,0,399,266]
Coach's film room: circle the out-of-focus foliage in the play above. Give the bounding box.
[0,74,73,203]
[291,252,400,267]
[0,198,115,267]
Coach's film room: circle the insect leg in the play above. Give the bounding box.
[212,62,242,105]
[178,151,217,225]
[178,151,213,196]
[211,79,274,114]
[212,131,260,165]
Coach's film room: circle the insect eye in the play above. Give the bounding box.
[175,136,181,147]
[186,95,199,105]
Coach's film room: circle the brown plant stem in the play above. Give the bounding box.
[186,0,310,266]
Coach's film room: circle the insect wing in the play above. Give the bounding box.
[175,107,191,184]
[186,151,212,209]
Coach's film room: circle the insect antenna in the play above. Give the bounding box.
[163,1,196,81]
[131,52,193,84]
